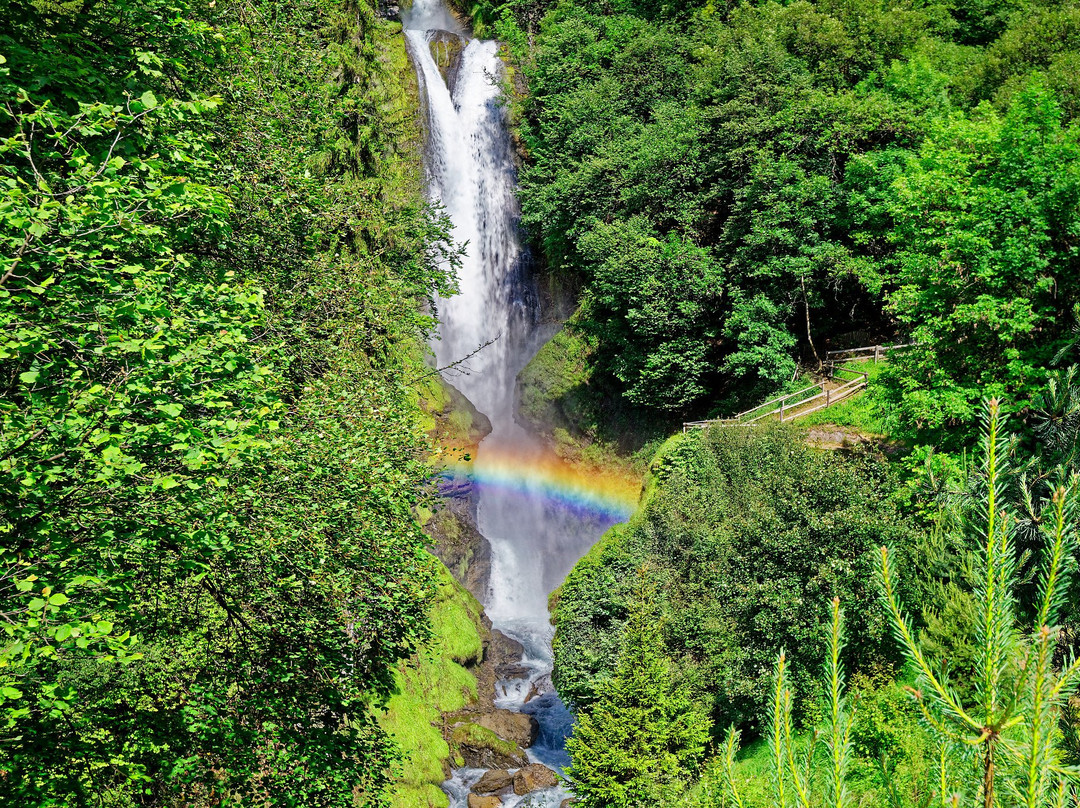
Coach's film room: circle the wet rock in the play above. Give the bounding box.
[488,629,525,667]
[375,0,399,19]
[475,709,538,748]
[472,769,514,794]
[561,800,574,808]
[428,30,467,94]
[467,795,501,808]
[513,763,559,795]
[442,378,493,447]
[530,672,556,694]
[429,498,491,603]
[495,662,532,680]
[425,378,493,601]
[452,722,528,769]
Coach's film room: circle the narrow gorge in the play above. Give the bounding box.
[403,2,637,805]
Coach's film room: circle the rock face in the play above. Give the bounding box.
[489,629,530,681]
[426,378,493,602]
[472,769,514,794]
[475,710,538,749]
[428,30,467,94]
[488,629,525,667]
[429,498,491,603]
[467,795,502,808]
[375,0,399,19]
[513,763,559,795]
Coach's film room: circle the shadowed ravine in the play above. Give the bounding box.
[402,2,628,805]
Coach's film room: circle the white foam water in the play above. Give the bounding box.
[403,2,625,805]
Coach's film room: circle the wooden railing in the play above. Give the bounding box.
[780,369,868,422]
[824,342,919,362]
[682,342,917,433]
[683,368,868,432]
[683,381,826,431]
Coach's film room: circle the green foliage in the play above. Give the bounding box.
[578,221,726,410]
[566,578,711,808]
[797,360,896,435]
[379,564,486,808]
[686,668,939,808]
[713,599,856,808]
[0,0,453,804]
[684,402,1080,808]
[552,425,917,733]
[516,310,679,465]
[874,89,1080,437]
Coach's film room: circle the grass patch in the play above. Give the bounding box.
[428,565,485,666]
[799,360,897,436]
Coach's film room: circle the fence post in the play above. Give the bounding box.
[826,387,830,407]
[780,401,784,422]
[874,345,881,362]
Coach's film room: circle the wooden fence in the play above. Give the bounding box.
[823,342,919,362]
[680,341,918,433]
[683,366,868,432]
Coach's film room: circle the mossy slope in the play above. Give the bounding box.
[380,562,488,808]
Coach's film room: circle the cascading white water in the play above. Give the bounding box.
[403,2,626,805]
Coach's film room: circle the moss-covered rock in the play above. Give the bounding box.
[516,316,662,481]
[450,721,528,768]
[418,372,493,599]
[517,324,595,442]
[428,30,467,92]
[427,501,491,602]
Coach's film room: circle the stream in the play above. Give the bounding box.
[402,2,629,805]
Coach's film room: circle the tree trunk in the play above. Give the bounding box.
[801,276,822,371]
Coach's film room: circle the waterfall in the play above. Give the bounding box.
[402,2,627,806]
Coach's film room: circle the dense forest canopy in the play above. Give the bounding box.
[466,0,1080,441]
[1,0,453,803]
[553,426,916,727]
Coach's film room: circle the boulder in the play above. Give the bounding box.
[513,763,559,795]
[475,709,538,748]
[427,30,466,94]
[375,0,399,19]
[467,795,501,808]
[472,769,514,795]
[561,800,574,808]
[452,722,528,769]
[488,629,525,667]
[495,662,532,680]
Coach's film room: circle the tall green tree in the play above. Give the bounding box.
[879,400,1080,807]
[0,0,451,803]
[566,579,710,808]
[553,425,914,729]
[880,86,1080,435]
[704,401,1080,808]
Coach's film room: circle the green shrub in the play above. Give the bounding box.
[553,424,918,732]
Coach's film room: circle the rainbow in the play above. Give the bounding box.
[440,445,641,522]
